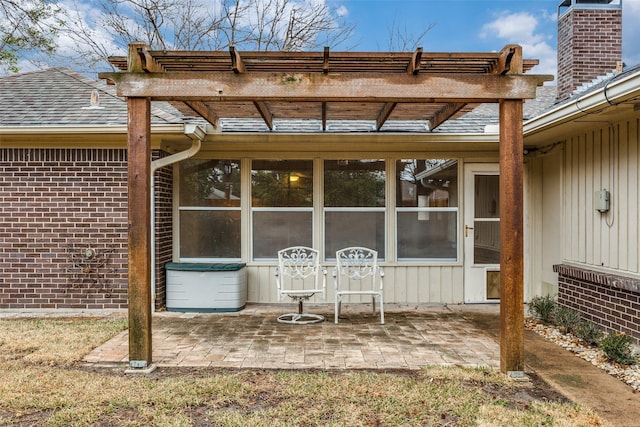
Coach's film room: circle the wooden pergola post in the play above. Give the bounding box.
[126,42,153,370]
[127,96,153,369]
[499,99,525,374]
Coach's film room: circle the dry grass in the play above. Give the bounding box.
[0,317,611,426]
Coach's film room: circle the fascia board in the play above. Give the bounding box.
[524,70,640,135]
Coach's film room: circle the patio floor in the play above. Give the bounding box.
[83,304,500,370]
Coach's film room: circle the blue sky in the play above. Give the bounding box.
[13,0,640,81]
[333,0,640,79]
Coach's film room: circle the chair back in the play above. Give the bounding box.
[335,246,380,290]
[276,246,325,300]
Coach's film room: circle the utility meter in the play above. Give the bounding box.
[595,190,610,213]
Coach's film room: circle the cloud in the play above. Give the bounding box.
[480,12,542,44]
[480,11,557,80]
[336,5,348,17]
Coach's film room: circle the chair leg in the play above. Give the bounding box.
[371,295,376,315]
[379,296,384,325]
[334,298,341,324]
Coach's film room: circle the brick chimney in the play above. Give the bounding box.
[556,0,622,101]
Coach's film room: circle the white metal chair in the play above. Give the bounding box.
[333,246,384,324]
[275,246,327,324]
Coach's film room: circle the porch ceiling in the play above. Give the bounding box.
[102,44,551,131]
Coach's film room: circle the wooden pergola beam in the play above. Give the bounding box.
[407,47,423,75]
[493,45,525,75]
[321,102,327,131]
[183,101,220,127]
[253,101,273,130]
[323,47,330,74]
[101,71,549,102]
[376,102,397,130]
[230,46,246,73]
[428,102,467,130]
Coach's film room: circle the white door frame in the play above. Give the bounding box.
[463,163,501,303]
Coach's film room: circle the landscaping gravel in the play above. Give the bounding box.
[526,318,640,392]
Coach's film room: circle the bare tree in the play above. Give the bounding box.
[50,0,354,74]
[0,0,62,73]
[383,16,434,51]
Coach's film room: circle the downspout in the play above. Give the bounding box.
[150,123,206,310]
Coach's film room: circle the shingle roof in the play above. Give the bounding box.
[0,67,558,133]
[434,86,558,133]
[0,68,184,126]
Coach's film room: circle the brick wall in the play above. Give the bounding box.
[557,7,622,101]
[153,156,173,311]
[554,264,640,345]
[0,148,173,310]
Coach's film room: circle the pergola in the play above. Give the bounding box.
[100,43,552,374]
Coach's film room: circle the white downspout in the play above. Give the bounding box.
[150,123,206,311]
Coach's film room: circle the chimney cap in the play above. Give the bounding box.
[559,0,616,6]
[558,0,621,18]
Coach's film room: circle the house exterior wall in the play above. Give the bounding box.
[153,156,173,311]
[525,147,564,297]
[0,147,173,310]
[246,264,465,304]
[530,113,640,343]
[561,118,639,274]
[170,134,509,306]
[0,148,129,309]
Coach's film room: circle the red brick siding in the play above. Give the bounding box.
[0,148,173,310]
[557,8,622,101]
[153,156,173,311]
[554,264,640,345]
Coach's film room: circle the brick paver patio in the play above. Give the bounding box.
[83,304,500,370]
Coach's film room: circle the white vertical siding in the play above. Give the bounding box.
[561,117,640,275]
[245,264,465,304]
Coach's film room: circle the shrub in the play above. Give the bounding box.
[552,306,582,334]
[599,332,638,365]
[528,295,557,323]
[575,320,603,346]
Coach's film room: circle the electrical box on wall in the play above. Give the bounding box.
[595,190,610,213]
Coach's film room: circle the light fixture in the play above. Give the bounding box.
[289,175,299,183]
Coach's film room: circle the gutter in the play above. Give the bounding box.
[150,123,206,309]
[0,124,185,134]
[524,67,640,135]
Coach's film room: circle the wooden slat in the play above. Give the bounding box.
[107,46,541,74]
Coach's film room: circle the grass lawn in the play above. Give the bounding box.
[0,317,610,426]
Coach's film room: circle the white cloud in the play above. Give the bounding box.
[336,5,348,17]
[480,11,557,80]
[480,12,543,44]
